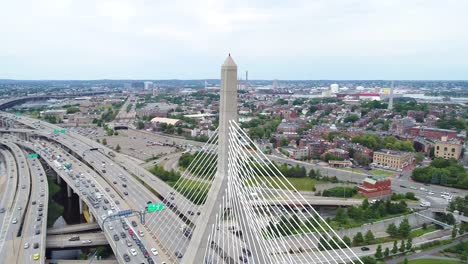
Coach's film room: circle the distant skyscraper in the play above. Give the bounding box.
[144,81,153,90]
[388,81,394,110]
[330,83,339,93]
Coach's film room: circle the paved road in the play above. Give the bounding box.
[47,222,101,235]
[0,149,18,257]
[386,234,468,264]
[46,232,108,248]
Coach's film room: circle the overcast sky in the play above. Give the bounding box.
[1,0,467,80]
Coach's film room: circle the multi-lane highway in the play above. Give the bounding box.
[0,138,48,263]
[0,111,466,264]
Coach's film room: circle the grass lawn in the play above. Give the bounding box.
[410,225,438,238]
[169,178,210,205]
[403,259,461,264]
[372,168,396,177]
[247,176,316,192]
[335,167,367,175]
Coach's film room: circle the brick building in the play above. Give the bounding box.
[409,126,458,140]
[372,149,413,170]
[434,137,463,160]
[357,176,392,198]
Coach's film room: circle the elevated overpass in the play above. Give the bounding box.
[47,223,101,235]
[46,232,108,248]
[46,260,118,264]
[0,92,109,110]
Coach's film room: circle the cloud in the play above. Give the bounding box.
[0,0,467,79]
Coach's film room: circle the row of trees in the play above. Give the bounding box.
[412,158,468,189]
[352,134,415,152]
[148,165,181,183]
[386,219,411,238]
[333,199,409,226]
[322,186,357,198]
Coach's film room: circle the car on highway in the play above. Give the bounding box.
[120,232,127,238]
[239,256,248,263]
[81,240,92,244]
[130,248,137,256]
[69,236,80,241]
[33,253,40,260]
[138,230,144,237]
[126,239,132,247]
[108,224,114,230]
[128,229,134,235]
[151,248,158,256]
[113,234,119,241]
[33,243,39,249]
[123,191,128,195]
[12,218,18,224]
[35,229,40,235]
[0,208,5,213]
[175,251,183,259]
[24,243,30,249]
[131,221,137,227]
[361,247,370,251]
[123,253,131,262]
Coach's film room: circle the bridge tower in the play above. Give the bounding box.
[182,55,266,264]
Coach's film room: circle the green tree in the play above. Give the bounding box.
[116,144,121,153]
[384,247,390,257]
[352,232,364,246]
[391,241,398,254]
[280,138,289,147]
[137,120,145,129]
[452,224,458,238]
[360,256,377,264]
[342,236,351,247]
[102,138,107,145]
[398,219,411,238]
[386,223,398,237]
[374,245,383,259]
[405,192,417,200]
[403,258,408,264]
[362,199,370,210]
[406,237,412,250]
[96,139,100,143]
[365,230,375,244]
[399,240,406,253]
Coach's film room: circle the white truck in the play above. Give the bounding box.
[420,201,431,207]
[95,192,102,200]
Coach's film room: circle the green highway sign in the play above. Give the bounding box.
[28,153,39,159]
[53,129,66,133]
[147,203,164,212]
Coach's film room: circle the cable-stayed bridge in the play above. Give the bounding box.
[149,55,363,264]
[0,55,363,264]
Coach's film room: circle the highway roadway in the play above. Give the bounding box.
[35,139,159,264]
[0,139,49,263]
[1,141,33,263]
[0,133,156,263]
[1,112,467,264]
[0,149,18,256]
[46,232,108,248]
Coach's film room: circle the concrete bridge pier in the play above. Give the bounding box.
[89,212,95,223]
[79,197,83,214]
[57,174,61,184]
[67,185,72,198]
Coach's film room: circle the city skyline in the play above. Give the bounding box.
[1,0,468,80]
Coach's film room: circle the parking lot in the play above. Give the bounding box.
[97,129,179,161]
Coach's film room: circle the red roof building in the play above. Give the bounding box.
[357,176,392,199]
